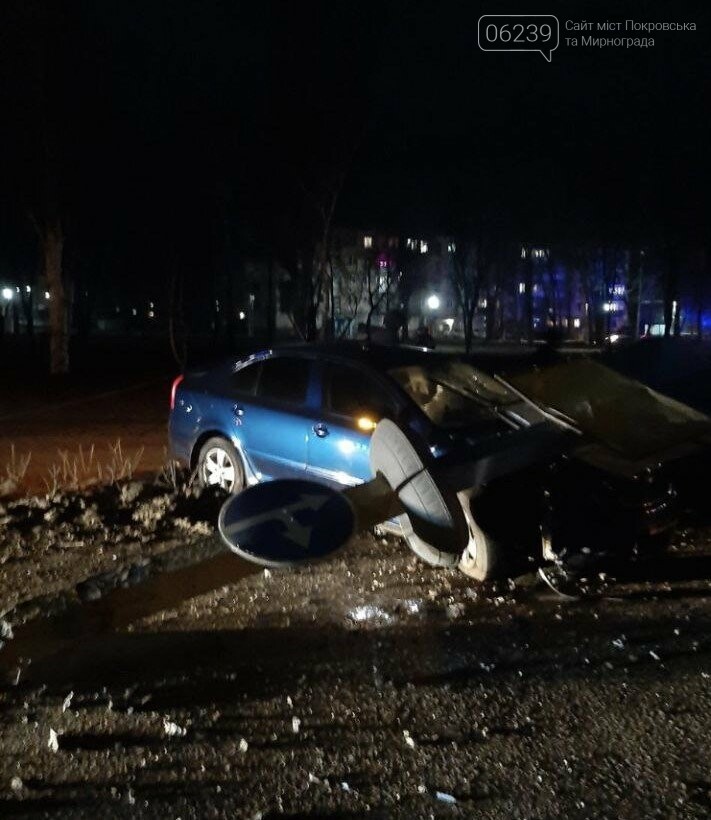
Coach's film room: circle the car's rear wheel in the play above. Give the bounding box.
[197,437,245,494]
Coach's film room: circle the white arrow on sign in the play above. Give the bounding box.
[222,493,329,550]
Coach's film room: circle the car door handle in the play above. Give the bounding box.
[313,422,329,438]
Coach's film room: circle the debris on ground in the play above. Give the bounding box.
[2,471,711,817]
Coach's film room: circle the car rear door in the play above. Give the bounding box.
[236,355,315,481]
[306,362,395,488]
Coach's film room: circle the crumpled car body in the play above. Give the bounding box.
[499,358,711,567]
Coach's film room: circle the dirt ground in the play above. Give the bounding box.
[2,478,711,819]
[0,379,171,497]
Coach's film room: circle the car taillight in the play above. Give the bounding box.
[170,374,185,410]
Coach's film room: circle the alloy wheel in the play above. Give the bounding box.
[202,446,236,491]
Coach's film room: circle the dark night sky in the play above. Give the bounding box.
[0,0,709,291]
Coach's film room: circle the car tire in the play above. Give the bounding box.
[197,437,245,494]
[396,515,461,568]
[369,419,467,567]
[457,491,506,581]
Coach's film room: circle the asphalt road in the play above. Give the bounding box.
[3,523,711,819]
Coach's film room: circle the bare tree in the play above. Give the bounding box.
[168,270,188,371]
[622,248,644,339]
[279,245,323,342]
[560,243,598,345]
[661,241,681,337]
[520,245,535,344]
[277,171,346,342]
[482,240,518,342]
[449,239,483,353]
[331,252,366,338]
[12,2,72,374]
[274,134,359,342]
[364,255,398,337]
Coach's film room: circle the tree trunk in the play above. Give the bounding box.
[582,274,595,344]
[662,245,678,338]
[20,292,35,337]
[635,255,644,339]
[44,222,68,375]
[168,271,188,370]
[266,258,276,344]
[485,299,495,341]
[524,253,534,344]
[464,304,475,353]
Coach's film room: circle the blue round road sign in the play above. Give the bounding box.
[218,479,356,568]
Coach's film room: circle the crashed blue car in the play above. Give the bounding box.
[169,343,697,580]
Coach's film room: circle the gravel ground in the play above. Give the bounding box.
[2,485,711,818]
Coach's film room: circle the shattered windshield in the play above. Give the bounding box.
[389,361,516,428]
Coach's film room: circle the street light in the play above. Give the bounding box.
[2,288,13,301]
[426,294,440,310]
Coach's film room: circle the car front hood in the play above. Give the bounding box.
[505,358,711,477]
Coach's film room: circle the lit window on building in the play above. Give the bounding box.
[420,240,428,254]
[447,242,456,253]
[388,237,399,248]
[518,282,526,294]
[533,248,547,259]
[612,284,625,296]
[363,235,373,249]
[573,318,581,328]
[406,238,417,250]
[520,247,527,259]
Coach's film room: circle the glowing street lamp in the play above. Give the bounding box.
[426,294,440,310]
[2,288,13,301]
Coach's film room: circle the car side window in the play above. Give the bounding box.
[230,361,260,395]
[324,364,393,419]
[257,357,311,405]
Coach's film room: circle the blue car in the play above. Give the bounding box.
[168,343,676,579]
[168,342,535,494]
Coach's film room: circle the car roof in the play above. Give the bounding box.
[240,341,450,372]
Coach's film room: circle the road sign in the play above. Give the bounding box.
[218,479,356,567]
